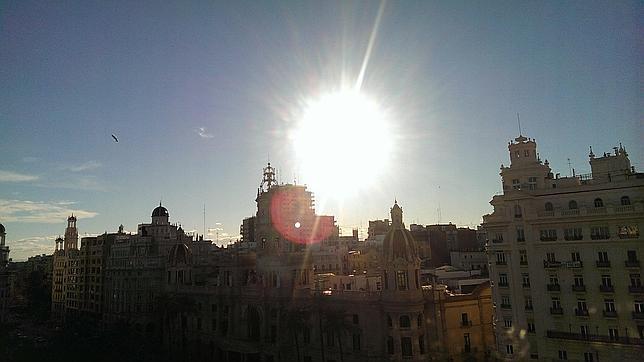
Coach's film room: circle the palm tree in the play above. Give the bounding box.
[321,307,353,362]
[281,306,310,362]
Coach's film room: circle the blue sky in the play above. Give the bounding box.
[1,1,641,260]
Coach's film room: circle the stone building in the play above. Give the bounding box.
[0,222,10,322]
[483,136,644,361]
[158,164,495,362]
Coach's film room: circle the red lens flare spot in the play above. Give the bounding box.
[269,188,334,244]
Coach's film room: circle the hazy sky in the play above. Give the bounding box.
[1,1,641,260]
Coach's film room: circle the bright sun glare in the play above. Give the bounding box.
[293,89,393,200]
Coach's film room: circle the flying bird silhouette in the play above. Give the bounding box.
[111,134,119,143]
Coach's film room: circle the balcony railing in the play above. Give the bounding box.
[461,320,472,327]
[540,236,558,242]
[561,209,580,216]
[543,260,561,268]
[495,260,507,265]
[633,312,644,320]
[596,260,611,268]
[600,285,615,293]
[547,330,644,345]
[516,237,526,242]
[564,235,584,241]
[572,285,586,292]
[625,260,641,268]
[500,304,512,310]
[522,283,530,288]
[575,309,589,317]
[520,260,528,266]
[629,285,644,294]
[550,307,563,315]
[497,282,509,288]
[547,284,561,292]
[491,239,504,244]
[603,310,617,318]
[591,234,610,240]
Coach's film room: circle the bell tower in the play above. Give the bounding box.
[64,215,78,250]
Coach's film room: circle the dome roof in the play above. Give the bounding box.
[0,223,5,234]
[152,203,169,217]
[382,201,419,263]
[168,243,191,266]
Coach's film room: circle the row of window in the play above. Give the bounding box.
[543,196,631,211]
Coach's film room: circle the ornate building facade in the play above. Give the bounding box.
[483,136,644,361]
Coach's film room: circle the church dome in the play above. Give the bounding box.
[382,201,419,263]
[152,203,169,217]
[168,243,191,266]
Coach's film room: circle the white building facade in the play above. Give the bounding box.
[483,136,643,361]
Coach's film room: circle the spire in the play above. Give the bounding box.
[391,200,403,227]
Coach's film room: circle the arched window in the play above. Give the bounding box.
[545,202,553,211]
[417,314,423,327]
[621,196,631,206]
[594,198,604,208]
[568,200,578,209]
[514,205,522,218]
[399,315,411,328]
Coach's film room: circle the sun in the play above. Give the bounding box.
[292,89,393,200]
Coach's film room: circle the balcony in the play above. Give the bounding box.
[491,238,504,244]
[497,282,509,288]
[546,284,561,292]
[522,283,531,288]
[603,310,617,318]
[540,236,558,242]
[629,285,644,294]
[591,234,610,240]
[633,312,644,320]
[547,330,644,346]
[516,237,526,243]
[600,285,615,293]
[596,260,611,268]
[564,235,584,241]
[519,260,528,266]
[625,260,641,268]
[571,285,586,292]
[461,320,472,327]
[543,260,561,268]
[575,309,589,317]
[561,209,580,216]
[500,304,512,310]
[495,260,507,266]
[550,307,563,315]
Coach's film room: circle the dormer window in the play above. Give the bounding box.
[594,198,604,207]
[568,200,578,210]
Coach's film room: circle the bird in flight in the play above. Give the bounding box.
[111,134,119,143]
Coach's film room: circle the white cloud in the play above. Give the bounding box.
[8,235,57,261]
[197,127,214,139]
[36,175,107,192]
[0,199,98,224]
[0,170,39,182]
[63,160,102,172]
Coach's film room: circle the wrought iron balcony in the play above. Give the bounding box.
[550,307,563,315]
[596,260,611,268]
[547,330,644,345]
[500,304,512,310]
[632,312,644,320]
[591,234,610,240]
[540,236,558,242]
[571,285,586,292]
[628,285,644,294]
[543,260,561,268]
[546,284,561,292]
[599,285,614,293]
[495,260,507,266]
[625,260,641,268]
[575,309,589,316]
[603,310,617,318]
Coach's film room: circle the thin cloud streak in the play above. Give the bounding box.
[63,160,102,172]
[0,199,98,224]
[0,170,39,182]
[197,127,214,139]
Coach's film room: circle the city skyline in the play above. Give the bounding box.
[2,1,642,260]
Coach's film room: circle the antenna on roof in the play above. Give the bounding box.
[567,158,572,177]
[517,113,522,136]
[203,204,206,238]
